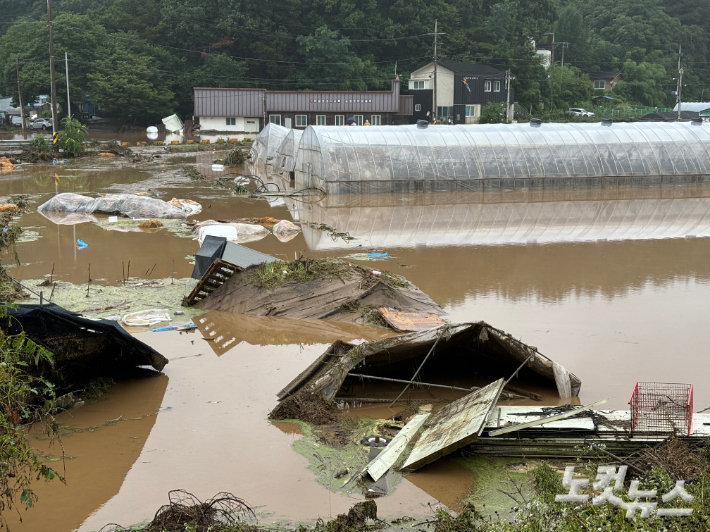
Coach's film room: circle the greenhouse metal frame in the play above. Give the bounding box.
[274,129,304,177]
[249,122,289,175]
[292,122,710,194]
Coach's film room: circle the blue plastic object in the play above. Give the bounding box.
[76,238,88,247]
[368,252,388,257]
[151,325,178,332]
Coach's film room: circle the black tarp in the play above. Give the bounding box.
[191,235,227,279]
[2,304,168,389]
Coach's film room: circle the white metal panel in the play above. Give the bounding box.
[366,413,430,481]
[402,379,504,471]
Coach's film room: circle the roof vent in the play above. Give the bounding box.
[529,118,542,128]
[691,117,703,126]
[601,118,613,127]
[416,120,429,129]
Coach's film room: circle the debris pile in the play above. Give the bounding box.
[143,490,255,532]
[197,258,446,325]
[1,303,168,390]
[38,193,202,220]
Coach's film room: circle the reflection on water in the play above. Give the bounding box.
[4,374,168,532]
[194,311,390,355]
[289,185,710,250]
[79,327,440,530]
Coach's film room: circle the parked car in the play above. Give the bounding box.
[29,118,53,130]
[568,108,595,117]
[10,115,23,126]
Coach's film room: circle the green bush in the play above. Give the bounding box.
[30,134,51,152]
[479,103,507,124]
[57,115,87,157]
[0,304,64,525]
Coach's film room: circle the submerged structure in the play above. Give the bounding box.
[293,122,710,194]
[249,123,289,175]
[274,129,303,178]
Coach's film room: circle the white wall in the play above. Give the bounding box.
[436,67,454,108]
[409,62,454,109]
[199,116,260,132]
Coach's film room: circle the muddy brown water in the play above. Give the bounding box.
[4,161,710,528]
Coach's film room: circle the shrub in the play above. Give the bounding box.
[57,116,87,157]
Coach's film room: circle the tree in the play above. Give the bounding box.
[541,65,594,110]
[479,102,506,123]
[296,27,370,90]
[57,115,87,157]
[614,60,669,107]
[192,53,247,88]
[88,36,175,124]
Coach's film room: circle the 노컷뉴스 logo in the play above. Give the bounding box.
[555,465,694,518]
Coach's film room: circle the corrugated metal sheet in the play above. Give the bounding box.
[397,95,414,115]
[194,88,265,117]
[266,80,401,113]
[402,379,505,471]
[195,81,407,116]
[221,242,276,270]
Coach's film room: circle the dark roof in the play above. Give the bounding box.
[637,111,700,122]
[435,60,504,77]
[588,71,622,80]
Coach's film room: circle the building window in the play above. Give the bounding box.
[493,80,501,92]
[465,105,476,117]
[355,115,363,126]
[437,106,453,118]
[316,115,326,126]
[269,115,281,125]
[295,115,307,127]
[371,115,381,125]
[415,104,421,112]
[335,115,345,126]
[484,81,492,92]
[226,117,236,126]
[411,80,426,89]
[594,80,605,89]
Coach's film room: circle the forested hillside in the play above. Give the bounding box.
[1,0,707,124]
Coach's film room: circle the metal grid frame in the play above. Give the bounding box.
[629,382,693,436]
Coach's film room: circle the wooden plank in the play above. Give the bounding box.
[402,379,504,471]
[378,308,447,332]
[184,259,238,307]
[487,399,607,437]
[366,413,430,481]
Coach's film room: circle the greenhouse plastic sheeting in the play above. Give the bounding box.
[249,123,289,175]
[293,122,710,193]
[38,193,201,219]
[273,129,303,176]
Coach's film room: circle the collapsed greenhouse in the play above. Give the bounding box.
[249,122,289,175]
[273,128,303,178]
[292,121,710,194]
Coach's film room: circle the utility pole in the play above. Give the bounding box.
[433,19,438,123]
[548,32,555,119]
[65,51,70,117]
[15,58,25,134]
[559,42,569,68]
[676,44,684,121]
[506,69,516,122]
[426,20,446,124]
[47,0,59,140]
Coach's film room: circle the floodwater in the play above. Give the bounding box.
[4,156,710,528]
